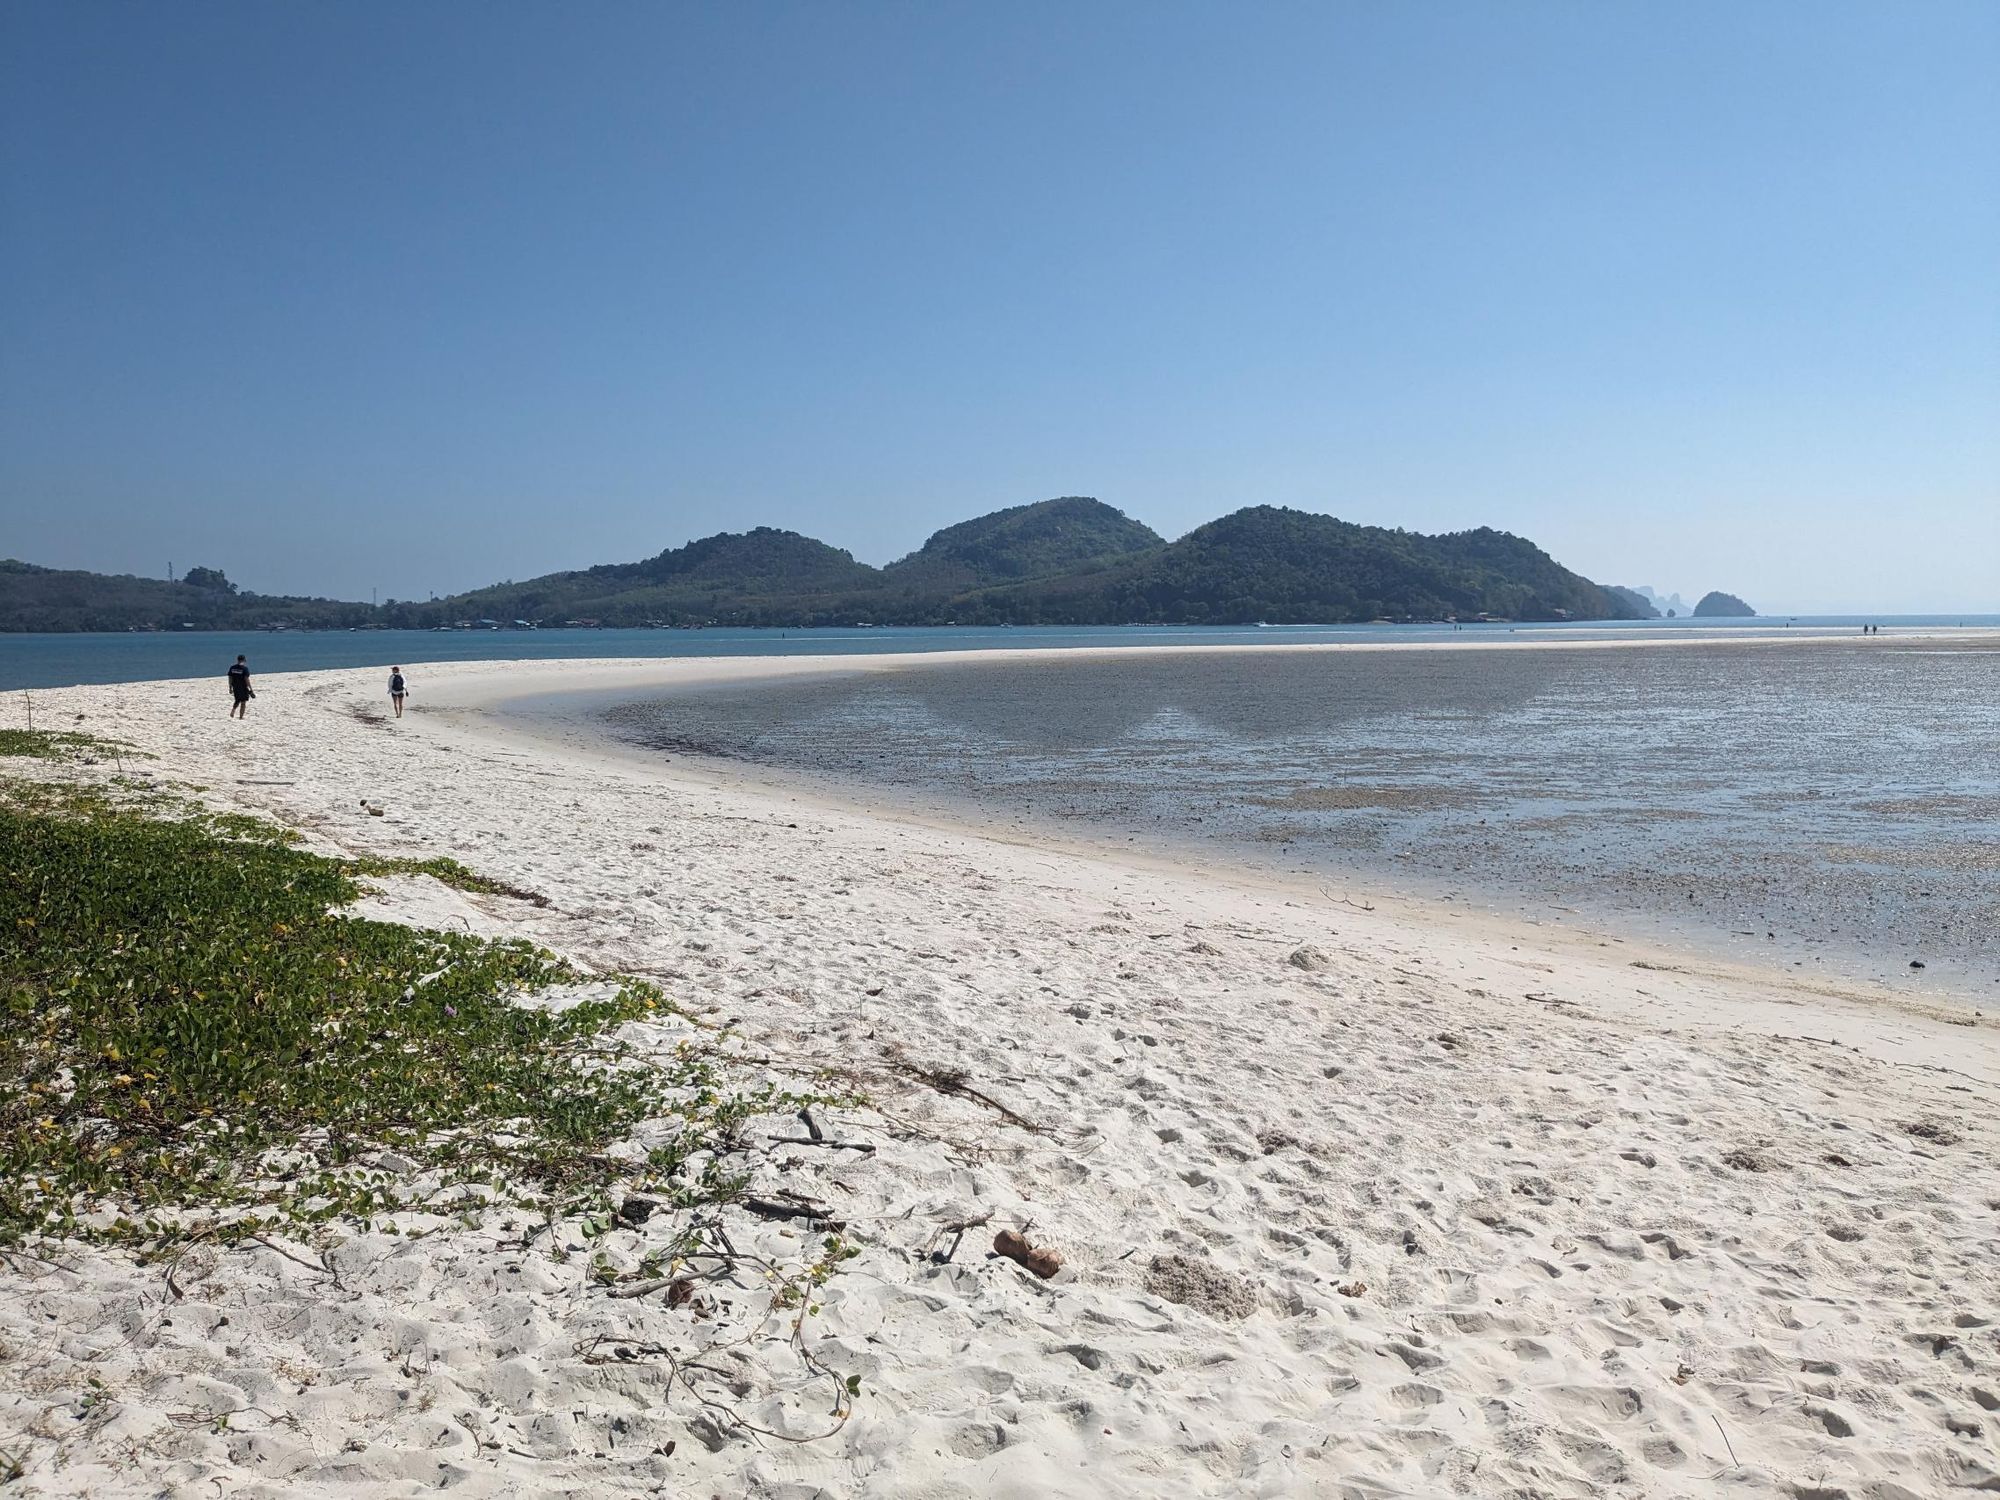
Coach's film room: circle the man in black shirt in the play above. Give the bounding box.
[227,655,253,719]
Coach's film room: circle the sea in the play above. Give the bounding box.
[9,618,1998,998]
[4,616,1998,690]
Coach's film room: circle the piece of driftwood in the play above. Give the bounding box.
[607,1277,671,1301]
[609,1276,697,1306]
[768,1134,875,1153]
[740,1194,846,1230]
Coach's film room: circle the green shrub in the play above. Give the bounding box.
[0,783,777,1249]
[0,729,129,762]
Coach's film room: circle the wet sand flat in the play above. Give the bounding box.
[592,636,2000,998]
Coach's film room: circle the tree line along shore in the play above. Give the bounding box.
[2,498,1752,633]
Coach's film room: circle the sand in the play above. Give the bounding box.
[2,651,1997,1499]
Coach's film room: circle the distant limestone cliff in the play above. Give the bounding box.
[1605,586,1661,619]
[1692,591,1756,618]
[1630,586,1690,618]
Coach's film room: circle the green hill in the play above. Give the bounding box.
[1692,590,1756,617]
[947,507,1646,625]
[3,499,1653,630]
[0,560,372,633]
[436,528,881,626]
[883,497,1164,593]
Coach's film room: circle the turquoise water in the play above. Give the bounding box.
[5,616,1996,690]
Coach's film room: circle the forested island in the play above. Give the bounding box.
[1692,590,1757,618]
[3,497,1671,632]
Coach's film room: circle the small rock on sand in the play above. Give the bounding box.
[993,1229,1062,1279]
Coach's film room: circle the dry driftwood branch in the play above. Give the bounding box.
[608,1275,699,1307]
[740,1194,846,1230]
[607,1277,673,1301]
[768,1134,875,1152]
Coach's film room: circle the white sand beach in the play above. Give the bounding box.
[3,650,1997,1499]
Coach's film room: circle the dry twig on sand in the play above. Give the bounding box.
[768,1134,875,1152]
[920,1209,995,1264]
[768,1104,875,1152]
[891,1056,1047,1134]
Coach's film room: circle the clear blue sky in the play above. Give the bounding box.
[3,2,1995,613]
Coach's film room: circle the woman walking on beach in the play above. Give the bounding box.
[227,655,253,719]
[388,666,408,718]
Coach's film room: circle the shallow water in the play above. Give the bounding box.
[8,615,1999,689]
[597,639,2000,996]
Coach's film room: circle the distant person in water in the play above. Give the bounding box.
[227,655,253,718]
[388,666,408,718]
